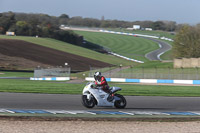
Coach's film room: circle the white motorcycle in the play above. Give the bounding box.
[82,82,126,109]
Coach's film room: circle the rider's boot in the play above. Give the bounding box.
[107,93,114,102]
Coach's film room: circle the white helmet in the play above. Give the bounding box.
[94,71,101,80]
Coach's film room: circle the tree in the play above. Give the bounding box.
[0,12,16,34]
[59,14,69,19]
[163,21,176,31]
[173,25,200,58]
[152,21,165,30]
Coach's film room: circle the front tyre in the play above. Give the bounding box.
[114,94,126,109]
[82,95,95,108]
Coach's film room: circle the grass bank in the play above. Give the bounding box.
[0,35,133,66]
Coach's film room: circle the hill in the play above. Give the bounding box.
[0,39,112,71]
[0,35,134,67]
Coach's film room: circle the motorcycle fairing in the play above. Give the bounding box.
[89,88,114,107]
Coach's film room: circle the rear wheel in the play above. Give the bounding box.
[82,95,95,108]
[114,94,126,109]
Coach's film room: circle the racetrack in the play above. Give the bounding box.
[145,38,172,61]
[0,92,200,111]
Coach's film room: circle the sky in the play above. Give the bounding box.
[0,0,200,24]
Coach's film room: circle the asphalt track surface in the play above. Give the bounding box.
[0,92,200,112]
[145,38,172,61]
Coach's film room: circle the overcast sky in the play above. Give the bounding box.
[0,0,200,24]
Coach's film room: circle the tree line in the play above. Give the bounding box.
[66,16,187,31]
[67,16,181,31]
[0,12,182,35]
[0,12,83,46]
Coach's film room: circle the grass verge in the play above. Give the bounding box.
[0,71,33,77]
[0,79,200,97]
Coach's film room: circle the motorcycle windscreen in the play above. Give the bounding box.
[111,87,122,93]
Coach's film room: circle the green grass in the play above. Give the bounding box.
[0,79,83,94]
[102,28,175,61]
[0,79,200,97]
[135,61,173,68]
[0,35,133,66]
[160,50,173,60]
[0,71,33,77]
[159,39,174,60]
[74,30,159,62]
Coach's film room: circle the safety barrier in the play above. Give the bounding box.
[108,52,144,63]
[85,77,200,85]
[30,77,70,81]
[99,30,174,41]
[99,30,159,39]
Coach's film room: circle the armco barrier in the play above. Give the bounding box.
[30,77,70,81]
[99,30,174,41]
[108,52,144,63]
[85,77,200,85]
[99,30,159,39]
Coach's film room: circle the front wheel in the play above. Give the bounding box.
[114,94,126,109]
[82,95,95,108]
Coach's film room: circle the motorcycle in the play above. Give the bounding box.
[82,82,126,108]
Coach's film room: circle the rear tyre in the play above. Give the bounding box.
[114,94,126,109]
[82,95,95,108]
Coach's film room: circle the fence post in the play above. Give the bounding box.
[131,65,133,79]
[109,66,111,78]
[155,67,157,79]
[89,65,91,77]
[168,67,171,79]
[119,64,122,78]
[142,67,144,79]
[181,67,183,80]
[196,67,199,80]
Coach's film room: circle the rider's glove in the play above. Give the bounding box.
[97,81,101,85]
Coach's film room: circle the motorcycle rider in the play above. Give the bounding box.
[94,71,114,101]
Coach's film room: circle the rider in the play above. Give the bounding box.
[94,72,114,101]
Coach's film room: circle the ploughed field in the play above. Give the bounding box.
[0,39,112,71]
